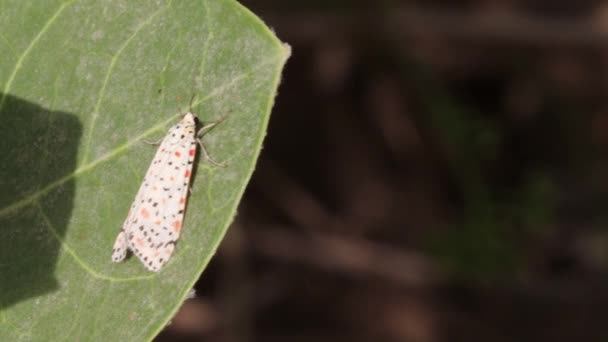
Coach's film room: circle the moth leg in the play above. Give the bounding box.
[197,122,218,136]
[196,117,227,167]
[196,137,226,167]
[196,111,228,136]
[141,137,163,146]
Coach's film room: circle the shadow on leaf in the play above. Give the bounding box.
[0,93,81,310]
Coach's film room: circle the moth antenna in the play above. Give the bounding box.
[176,95,183,116]
[189,94,196,113]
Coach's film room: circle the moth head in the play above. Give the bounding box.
[165,113,197,144]
[182,112,197,126]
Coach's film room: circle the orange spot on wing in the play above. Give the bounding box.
[179,197,185,204]
[170,176,174,181]
[172,220,182,232]
[135,238,144,247]
[141,208,150,218]
[155,220,161,225]
[189,148,195,156]
[184,170,190,178]
[174,151,181,157]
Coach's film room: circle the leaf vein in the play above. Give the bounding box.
[0,0,74,112]
[35,201,153,282]
[0,55,281,218]
[81,3,172,164]
[198,0,213,81]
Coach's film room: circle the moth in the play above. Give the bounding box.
[111,112,222,271]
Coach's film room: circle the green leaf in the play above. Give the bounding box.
[0,0,289,340]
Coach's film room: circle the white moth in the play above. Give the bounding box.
[111,112,221,272]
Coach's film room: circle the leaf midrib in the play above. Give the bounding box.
[0,54,279,218]
[82,2,173,164]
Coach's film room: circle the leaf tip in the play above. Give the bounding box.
[281,43,292,62]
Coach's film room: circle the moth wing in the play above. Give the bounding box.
[125,134,196,271]
[110,133,168,265]
[112,114,197,271]
[111,230,128,262]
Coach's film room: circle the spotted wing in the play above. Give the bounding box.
[112,118,197,271]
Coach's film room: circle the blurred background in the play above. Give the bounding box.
[158,1,608,341]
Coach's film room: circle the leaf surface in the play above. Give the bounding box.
[0,0,289,340]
